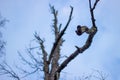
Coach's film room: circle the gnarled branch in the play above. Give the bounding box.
[55,0,99,77]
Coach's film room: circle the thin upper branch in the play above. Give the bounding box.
[18,52,35,68]
[48,6,73,64]
[92,0,100,11]
[50,5,59,38]
[34,32,50,79]
[20,68,39,78]
[34,32,48,62]
[89,0,100,27]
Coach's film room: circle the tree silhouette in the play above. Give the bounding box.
[0,0,102,80]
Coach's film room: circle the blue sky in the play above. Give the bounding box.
[0,0,120,80]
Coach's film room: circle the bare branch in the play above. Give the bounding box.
[18,52,35,68]
[21,68,39,78]
[89,0,100,27]
[57,19,97,75]
[92,0,100,11]
[34,32,48,62]
[15,62,42,79]
[34,32,50,80]
[56,0,99,75]
[89,0,92,10]
[17,48,43,78]
[50,5,59,38]
[27,49,43,66]
[0,13,8,57]
[48,6,73,64]
[93,69,108,80]
[58,24,62,32]
[0,61,20,80]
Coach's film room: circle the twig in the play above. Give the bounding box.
[89,0,100,27]
[0,61,20,80]
[92,0,100,10]
[21,68,39,78]
[34,32,48,62]
[50,5,59,38]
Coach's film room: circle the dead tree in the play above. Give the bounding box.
[0,0,100,80]
[35,0,99,79]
